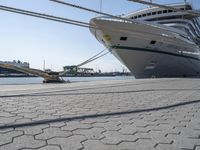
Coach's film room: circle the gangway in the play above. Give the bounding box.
[0,63,65,83]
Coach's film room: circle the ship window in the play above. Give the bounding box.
[158,11,162,14]
[138,15,142,18]
[134,16,138,19]
[168,10,173,13]
[142,14,146,17]
[186,5,192,10]
[130,17,134,19]
[150,40,156,44]
[152,12,156,15]
[163,10,167,13]
[180,8,185,10]
[120,37,128,41]
[147,13,151,16]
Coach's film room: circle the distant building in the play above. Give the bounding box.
[0,60,30,74]
[63,65,94,75]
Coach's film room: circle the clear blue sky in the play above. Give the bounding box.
[0,0,198,72]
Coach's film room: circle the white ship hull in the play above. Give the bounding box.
[90,18,200,78]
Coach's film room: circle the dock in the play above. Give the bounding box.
[0,78,200,150]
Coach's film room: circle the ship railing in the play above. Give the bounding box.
[95,16,136,24]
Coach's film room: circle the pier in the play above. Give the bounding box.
[0,78,200,150]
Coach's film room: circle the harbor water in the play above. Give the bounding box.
[0,76,135,85]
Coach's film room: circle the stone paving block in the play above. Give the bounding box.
[0,116,22,124]
[92,121,121,131]
[0,135,46,150]
[17,124,49,136]
[180,128,200,138]
[173,138,200,149]
[120,124,151,135]
[0,130,23,146]
[73,127,105,140]
[35,127,72,140]
[101,130,138,145]
[19,112,40,119]
[37,145,61,150]
[153,134,173,144]
[118,139,157,150]
[47,135,87,150]
[119,124,138,135]
[187,121,200,130]
[1,107,18,112]
[0,111,16,117]
[156,143,181,150]
[83,140,120,150]
[61,121,92,131]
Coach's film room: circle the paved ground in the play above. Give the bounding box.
[0,78,200,150]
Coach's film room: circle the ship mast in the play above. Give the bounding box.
[100,0,102,12]
[149,0,153,7]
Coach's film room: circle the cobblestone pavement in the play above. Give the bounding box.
[0,78,200,150]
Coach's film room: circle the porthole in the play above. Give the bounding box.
[150,40,156,44]
[120,37,128,41]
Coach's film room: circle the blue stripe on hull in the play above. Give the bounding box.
[111,46,200,61]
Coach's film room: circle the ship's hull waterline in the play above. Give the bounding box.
[90,18,200,78]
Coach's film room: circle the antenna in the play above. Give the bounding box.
[100,0,102,13]
[95,0,102,17]
[43,60,45,71]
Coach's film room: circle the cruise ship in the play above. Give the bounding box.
[90,2,200,78]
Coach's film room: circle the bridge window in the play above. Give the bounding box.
[168,10,173,13]
[147,13,151,16]
[186,5,192,10]
[163,10,167,13]
[142,14,146,17]
[152,12,156,15]
[158,11,162,14]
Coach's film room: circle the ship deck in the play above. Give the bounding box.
[0,78,200,150]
